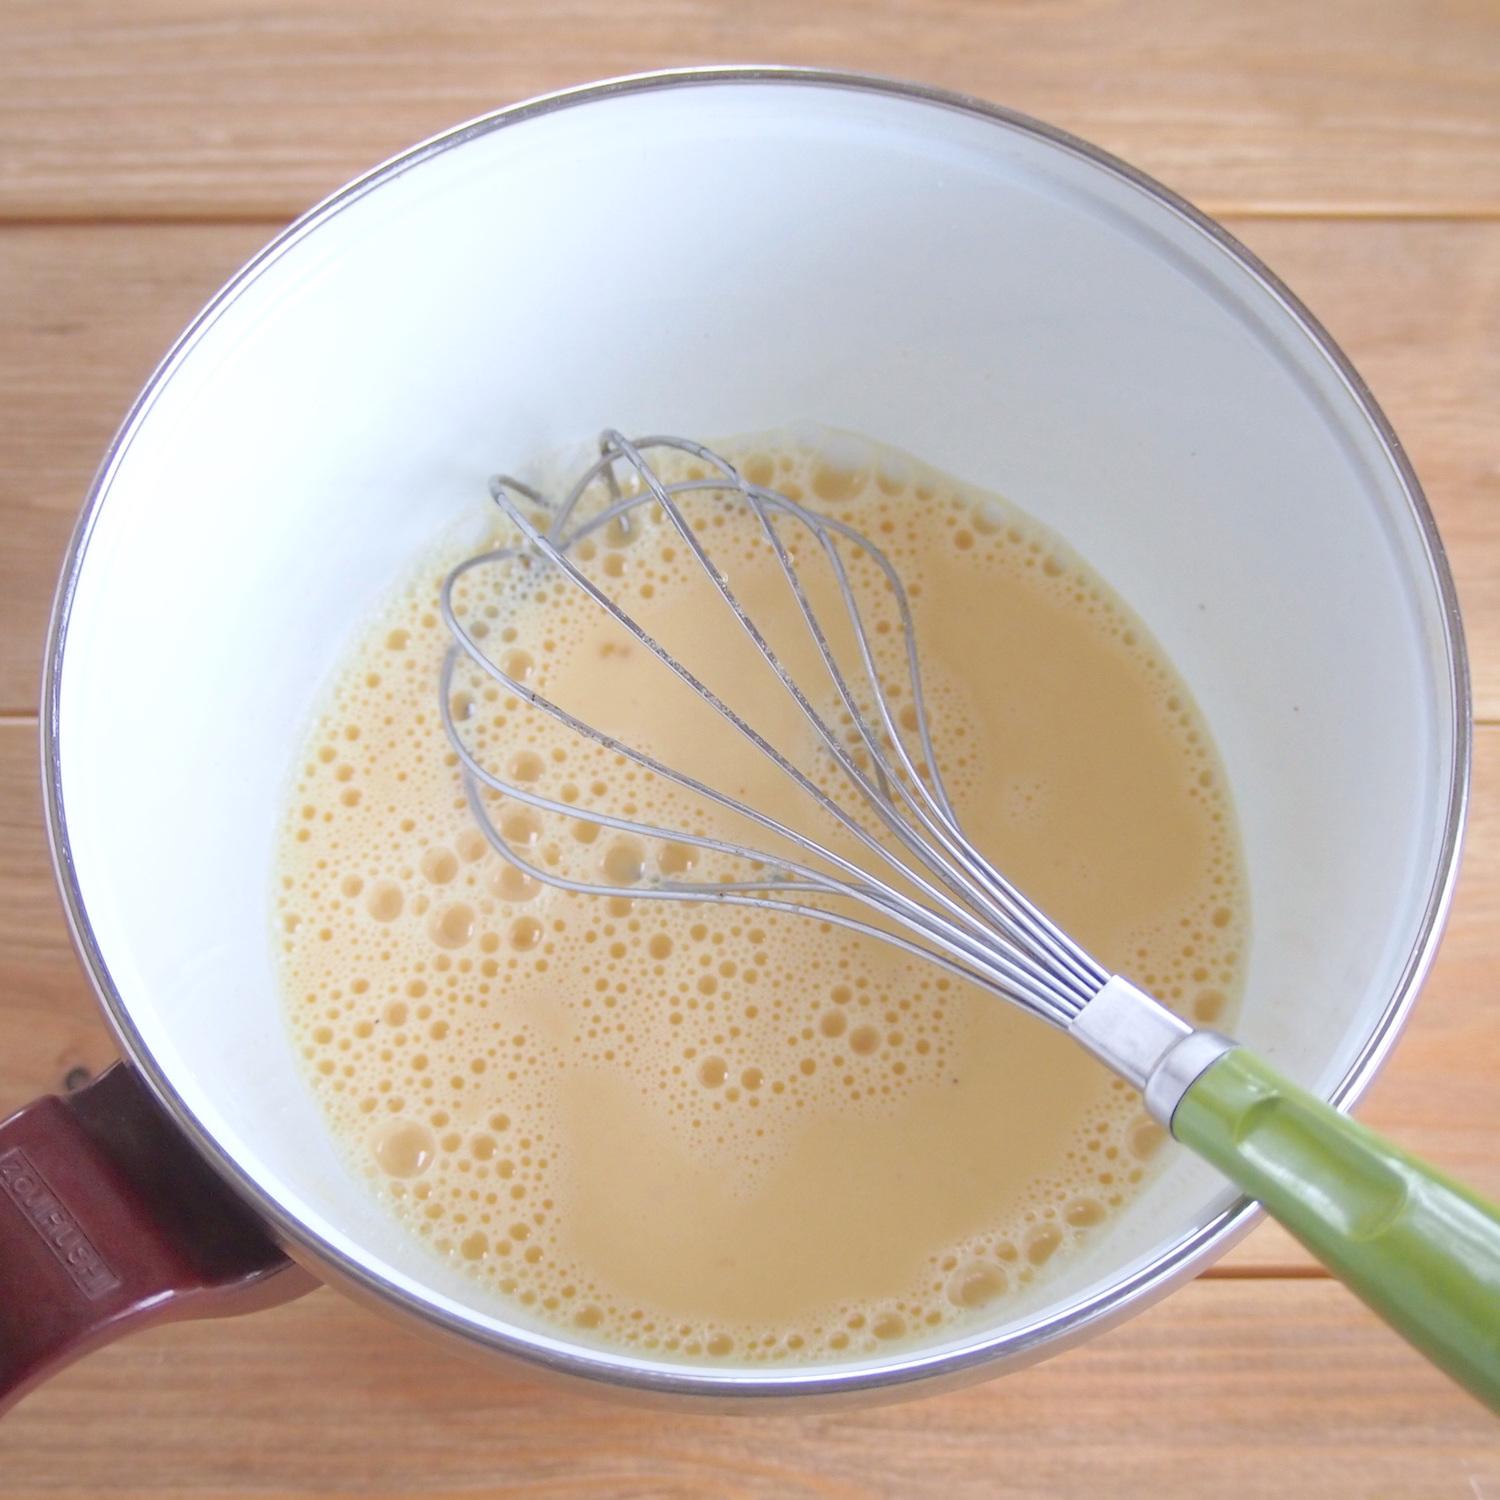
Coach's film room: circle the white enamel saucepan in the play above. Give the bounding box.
[1,69,1469,1414]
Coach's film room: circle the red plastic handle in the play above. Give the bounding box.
[0,1063,317,1416]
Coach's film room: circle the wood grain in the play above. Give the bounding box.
[0,723,119,1117]
[1231,217,1500,726]
[1,1280,1498,1497]
[5,714,1500,1275]
[0,1,1498,222]
[3,216,1499,717]
[3,3,1499,1477]
[0,221,274,714]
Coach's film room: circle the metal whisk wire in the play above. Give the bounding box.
[437,438,1500,1413]
[438,431,1109,1027]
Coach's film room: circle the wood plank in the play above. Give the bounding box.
[8,9,1498,1481]
[1,1279,1497,1496]
[1230,217,1500,726]
[7,718,1500,1264]
[3,216,1499,717]
[0,221,276,713]
[0,723,118,1118]
[0,1,1498,221]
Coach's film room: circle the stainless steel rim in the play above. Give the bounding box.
[40,65,1472,1403]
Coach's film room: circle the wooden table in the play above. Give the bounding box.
[3,3,1499,1493]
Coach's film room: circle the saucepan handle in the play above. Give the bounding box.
[0,1063,317,1417]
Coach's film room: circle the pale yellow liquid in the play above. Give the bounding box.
[276,426,1246,1364]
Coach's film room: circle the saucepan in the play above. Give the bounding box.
[0,69,1467,1415]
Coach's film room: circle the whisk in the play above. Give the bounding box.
[440,430,1500,1411]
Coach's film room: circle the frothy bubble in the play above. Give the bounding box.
[276,424,1249,1366]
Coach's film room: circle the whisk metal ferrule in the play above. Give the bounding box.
[1070,975,1234,1123]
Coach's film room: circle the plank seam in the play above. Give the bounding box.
[3,208,1500,231]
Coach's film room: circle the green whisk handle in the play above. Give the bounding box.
[1172,1047,1500,1414]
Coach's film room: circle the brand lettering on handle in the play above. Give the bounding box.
[0,1146,122,1300]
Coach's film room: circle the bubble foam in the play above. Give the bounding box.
[276,425,1248,1365]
